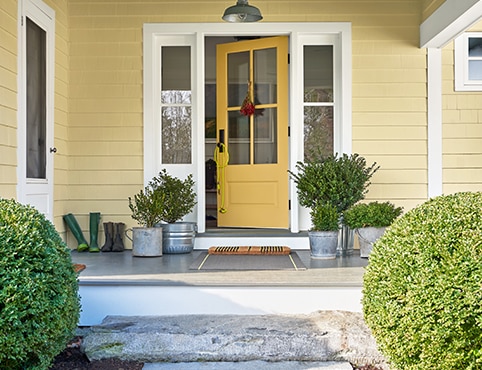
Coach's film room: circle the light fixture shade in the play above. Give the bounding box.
[222,0,263,23]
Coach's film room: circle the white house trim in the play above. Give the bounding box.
[420,0,482,48]
[17,0,56,220]
[427,48,443,198]
[143,23,352,233]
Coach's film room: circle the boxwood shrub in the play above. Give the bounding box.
[0,199,80,369]
[363,192,482,370]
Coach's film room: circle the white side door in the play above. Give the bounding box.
[17,0,55,221]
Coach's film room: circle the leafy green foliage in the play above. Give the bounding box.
[363,192,482,370]
[0,198,80,370]
[129,177,167,227]
[343,201,402,229]
[129,169,197,226]
[289,153,379,214]
[310,203,340,231]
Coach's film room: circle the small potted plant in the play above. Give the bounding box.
[129,169,196,254]
[152,169,197,254]
[127,176,166,257]
[308,203,340,259]
[289,153,379,255]
[343,201,403,258]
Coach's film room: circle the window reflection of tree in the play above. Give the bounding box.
[161,90,192,164]
[303,88,334,162]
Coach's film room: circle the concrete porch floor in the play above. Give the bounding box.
[71,250,369,326]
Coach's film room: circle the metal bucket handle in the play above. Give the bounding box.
[125,228,133,242]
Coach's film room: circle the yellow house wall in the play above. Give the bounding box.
[0,1,18,199]
[0,1,69,232]
[442,20,482,195]
[66,0,427,247]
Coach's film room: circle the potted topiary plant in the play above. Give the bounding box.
[127,175,166,257]
[308,203,340,259]
[343,201,403,258]
[289,153,379,255]
[152,169,197,254]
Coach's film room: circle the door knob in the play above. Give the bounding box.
[49,147,57,153]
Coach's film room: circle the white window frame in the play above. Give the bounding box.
[455,32,482,91]
[143,23,352,232]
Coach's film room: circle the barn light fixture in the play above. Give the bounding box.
[222,0,263,23]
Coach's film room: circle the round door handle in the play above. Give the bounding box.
[50,147,57,153]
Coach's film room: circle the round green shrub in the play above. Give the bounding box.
[363,192,482,370]
[0,199,80,369]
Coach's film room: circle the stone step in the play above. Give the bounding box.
[143,361,353,369]
[81,311,387,368]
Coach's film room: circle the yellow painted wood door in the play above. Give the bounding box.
[216,36,289,228]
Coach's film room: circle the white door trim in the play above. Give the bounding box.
[17,0,55,221]
[143,23,352,233]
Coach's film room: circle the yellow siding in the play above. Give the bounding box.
[65,0,426,244]
[350,0,428,207]
[441,19,482,195]
[0,0,17,198]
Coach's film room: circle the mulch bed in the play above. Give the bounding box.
[49,337,143,370]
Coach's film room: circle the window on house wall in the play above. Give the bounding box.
[161,46,192,164]
[455,32,482,91]
[303,45,334,161]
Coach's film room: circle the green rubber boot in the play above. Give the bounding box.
[63,213,89,252]
[89,212,101,253]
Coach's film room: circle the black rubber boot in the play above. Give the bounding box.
[89,212,101,253]
[101,222,114,252]
[112,222,125,252]
[63,213,89,252]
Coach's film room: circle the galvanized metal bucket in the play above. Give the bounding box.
[162,222,196,254]
[356,226,386,258]
[125,227,163,257]
[308,230,339,259]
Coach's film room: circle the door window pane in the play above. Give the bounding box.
[228,112,250,165]
[304,46,333,103]
[304,106,333,160]
[303,45,334,161]
[161,46,192,163]
[254,48,277,104]
[26,18,47,179]
[228,52,249,107]
[254,108,277,164]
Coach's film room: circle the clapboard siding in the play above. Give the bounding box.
[442,20,482,195]
[0,0,17,198]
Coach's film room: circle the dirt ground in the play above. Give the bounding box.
[49,337,144,370]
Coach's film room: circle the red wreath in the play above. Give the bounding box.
[240,82,255,116]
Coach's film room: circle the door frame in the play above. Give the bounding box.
[143,23,352,233]
[17,0,56,221]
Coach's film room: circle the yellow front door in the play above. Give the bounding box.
[216,36,289,228]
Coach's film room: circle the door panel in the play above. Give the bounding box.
[216,36,289,228]
[18,1,55,222]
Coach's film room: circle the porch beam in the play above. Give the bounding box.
[420,0,482,48]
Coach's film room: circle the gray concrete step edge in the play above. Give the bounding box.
[81,311,388,368]
[143,361,353,369]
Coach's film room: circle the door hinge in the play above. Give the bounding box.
[288,53,290,64]
[288,126,290,137]
[289,200,291,210]
[21,16,24,26]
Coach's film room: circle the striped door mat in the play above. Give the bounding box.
[190,246,306,271]
[208,246,291,255]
